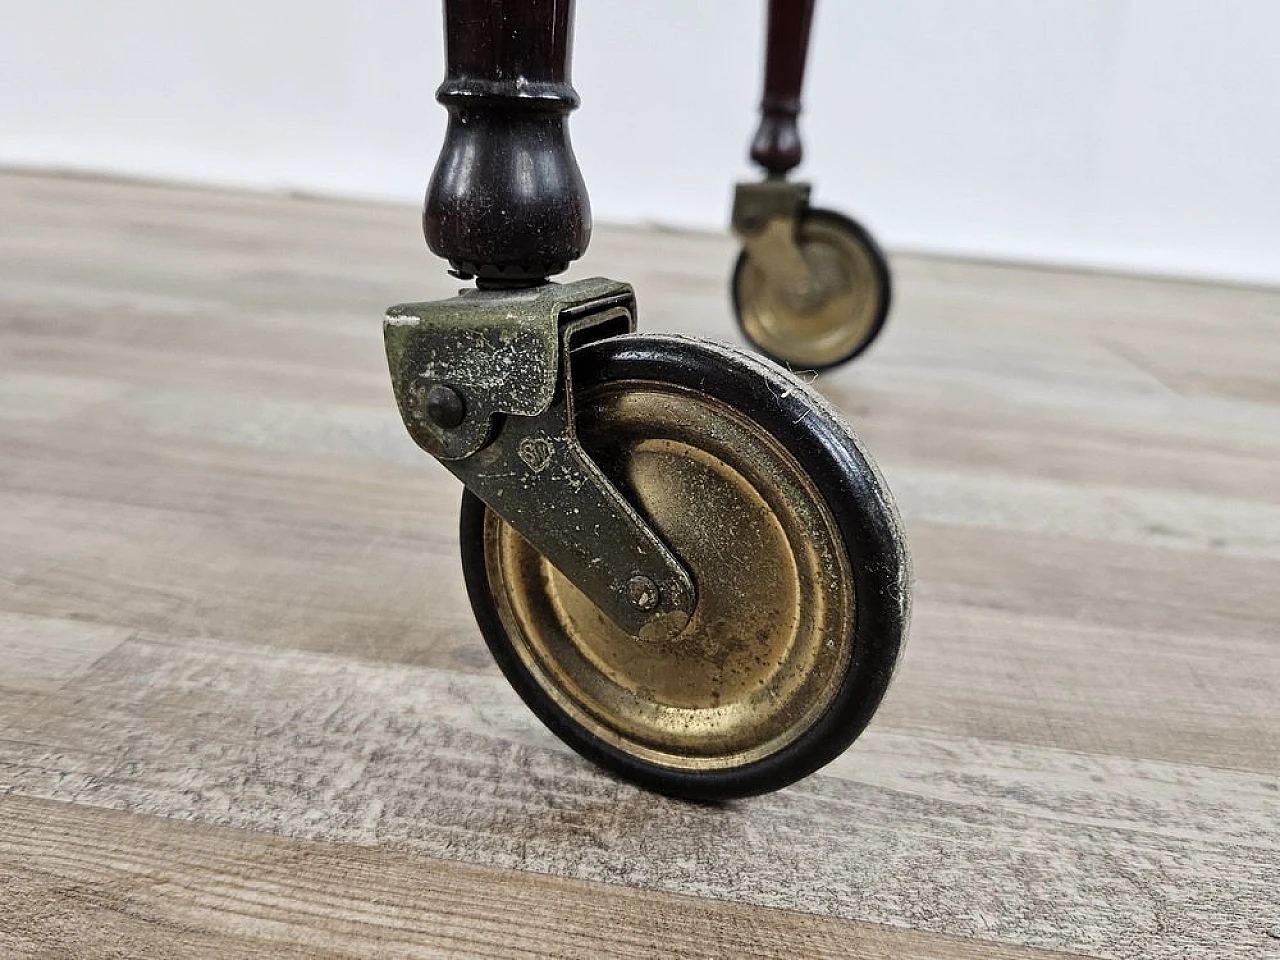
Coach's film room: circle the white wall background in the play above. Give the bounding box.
[3,0,1278,285]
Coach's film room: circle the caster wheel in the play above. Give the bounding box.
[733,208,892,371]
[460,334,910,800]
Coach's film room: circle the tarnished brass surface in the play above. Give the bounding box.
[484,378,855,770]
[736,215,884,369]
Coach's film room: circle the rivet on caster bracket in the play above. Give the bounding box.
[421,384,466,429]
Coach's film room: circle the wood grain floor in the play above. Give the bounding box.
[1,171,1277,959]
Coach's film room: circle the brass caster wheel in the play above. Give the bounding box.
[733,208,892,371]
[460,334,910,799]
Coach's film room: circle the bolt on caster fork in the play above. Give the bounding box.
[732,0,893,370]
[385,0,911,800]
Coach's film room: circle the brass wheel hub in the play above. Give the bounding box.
[737,216,883,368]
[483,378,855,771]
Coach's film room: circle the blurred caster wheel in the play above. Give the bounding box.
[733,208,892,371]
[460,333,910,800]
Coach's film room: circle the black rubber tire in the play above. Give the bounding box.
[460,334,910,800]
[732,207,893,371]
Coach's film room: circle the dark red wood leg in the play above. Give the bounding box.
[749,0,817,177]
[424,0,591,286]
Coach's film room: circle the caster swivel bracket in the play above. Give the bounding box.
[733,180,829,312]
[385,278,696,640]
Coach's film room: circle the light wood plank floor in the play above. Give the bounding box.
[1,171,1277,959]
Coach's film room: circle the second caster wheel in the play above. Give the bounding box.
[733,208,892,371]
[460,333,910,800]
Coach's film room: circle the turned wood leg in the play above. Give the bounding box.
[749,0,817,177]
[424,0,591,286]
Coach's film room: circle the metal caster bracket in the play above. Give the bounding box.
[733,180,830,313]
[385,278,696,640]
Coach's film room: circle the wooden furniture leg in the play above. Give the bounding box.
[750,0,817,177]
[424,0,591,286]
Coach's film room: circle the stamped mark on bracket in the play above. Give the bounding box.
[518,436,555,473]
